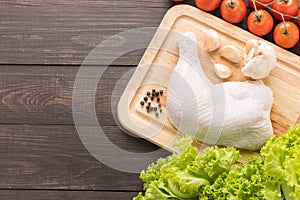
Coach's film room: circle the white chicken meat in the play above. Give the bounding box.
[166,32,274,150]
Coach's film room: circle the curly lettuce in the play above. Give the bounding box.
[261,124,300,199]
[200,156,282,200]
[134,135,240,199]
[134,124,300,200]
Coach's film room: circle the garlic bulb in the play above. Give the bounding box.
[242,40,276,79]
[204,29,220,52]
[220,45,242,63]
[214,63,232,79]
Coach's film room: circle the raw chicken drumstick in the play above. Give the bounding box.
[166,32,274,150]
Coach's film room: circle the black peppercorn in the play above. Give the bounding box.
[157,97,160,102]
[148,102,151,106]
[146,105,149,110]
[160,90,163,95]
[155,91,159,96]
[155,112,159,117]
[160,109,162,113]
[158,104,161,108]
[151,96,154,101]
[146,92,150,96]
[144,97,148,102]
[154,107,157,111]
[152,89,156,93]
[140,101,144,106]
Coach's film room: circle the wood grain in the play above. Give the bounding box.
[0,124,165,190]
[0,190,138,200]
[0,0,173,65]
[0,65,169,193]
[0,65,133,125]
[0,0,298,66]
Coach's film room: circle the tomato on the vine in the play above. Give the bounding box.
[247,10,274,36]
[220,0,247,24]
[272,0,299,21]
[248,0,273,9]
[274,21,299,48]
[298,10,300,26]
[195,0,221,11]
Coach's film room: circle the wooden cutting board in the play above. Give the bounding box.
[117,5,300,161]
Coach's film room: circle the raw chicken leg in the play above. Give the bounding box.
[166,32,274,150]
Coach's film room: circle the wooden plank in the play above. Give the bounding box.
[0,65,132,125]
[0,0,174,65]
[0,190,139,200]
[0,124,166,190]
[0,1,298,66]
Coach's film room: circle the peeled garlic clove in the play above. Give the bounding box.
[245,39,259,54]
[214,63,232,79]
[220,45,242,63]
[204,29,220,52]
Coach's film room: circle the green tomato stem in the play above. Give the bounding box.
[226,0,235,9]
[254,11,263,22]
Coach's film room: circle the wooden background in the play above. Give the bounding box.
[0,0,299,199]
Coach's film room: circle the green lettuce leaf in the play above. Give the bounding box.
[134,135,241,199]
[191,146,241,183]
[161,166,210,198]
[134,124,300,200]
[201,156,283,200]
[139,135,194,189]
[261,124,300,200]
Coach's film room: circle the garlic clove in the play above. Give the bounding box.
[242,56,269,79]
[204,29,220,52]
[243,47,255,65]
[242,40,276,80]
[257,41,277,69]
[245,39,259,54]
[220,45,242,64]
[214,63,232,79]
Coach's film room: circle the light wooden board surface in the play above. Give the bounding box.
[118,5,300,160]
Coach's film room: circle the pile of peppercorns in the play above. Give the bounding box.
[140,89,164,117]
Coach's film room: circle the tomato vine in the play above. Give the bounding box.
[250,0,299,20]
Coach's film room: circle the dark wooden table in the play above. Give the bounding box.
[0,1,299,199]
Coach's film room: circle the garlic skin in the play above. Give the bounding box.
[220,45,242,63]
[242,40,276,79]
[214,63,232,79]
[204,29,220,52]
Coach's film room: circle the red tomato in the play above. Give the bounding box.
[195,0,221,11]
[220,0,247,24]
[172,0,184,2]
[274,21,299,48]
[247,10,274,36]
[298,10,300,26]
[272,0,299,20]
[248,0,273,9]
